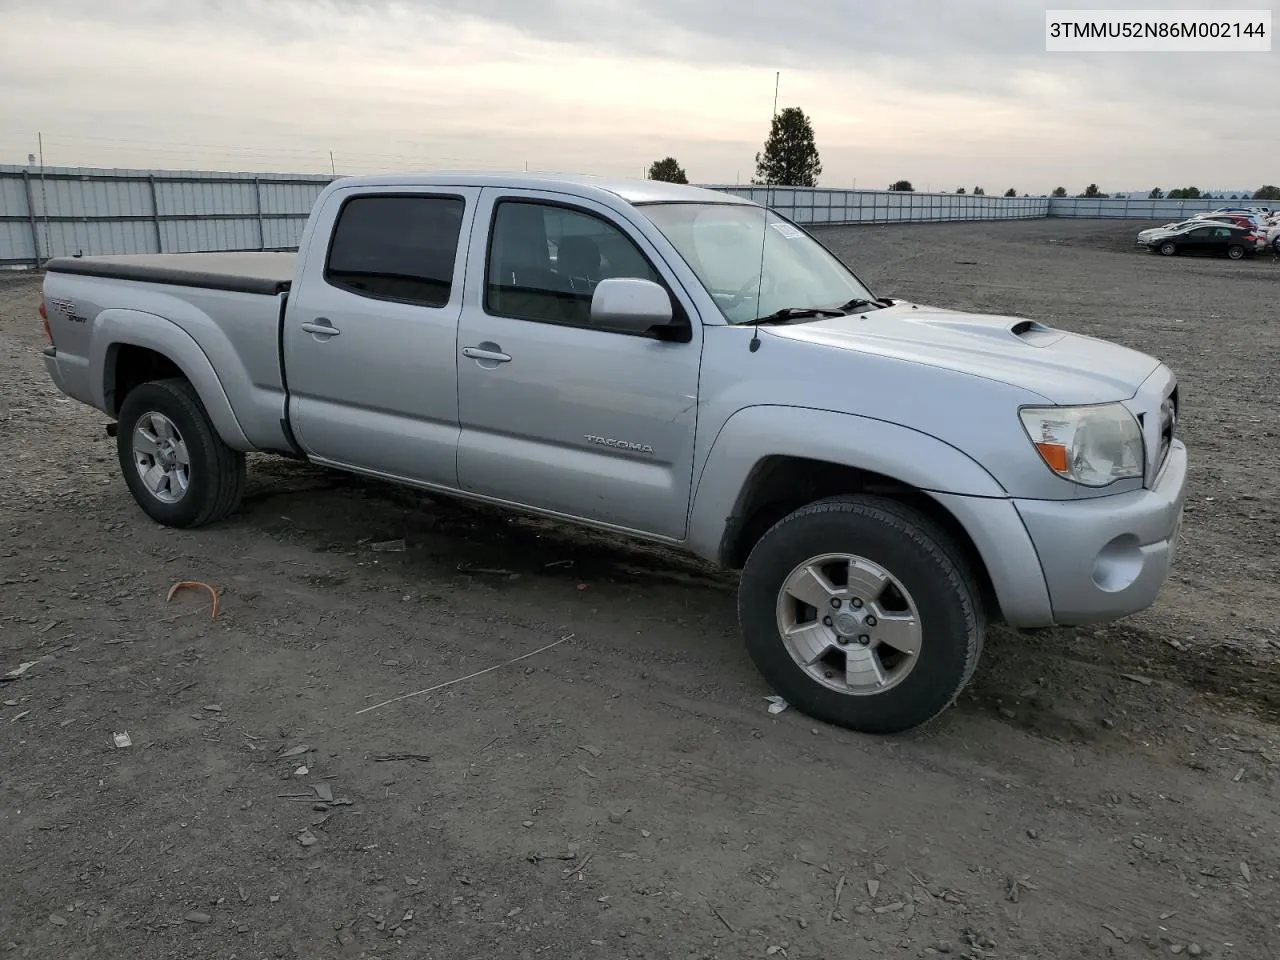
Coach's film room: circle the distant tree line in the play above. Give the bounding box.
[648,104,825,188]
[649,124,1280,203]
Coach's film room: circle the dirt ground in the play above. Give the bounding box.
[2,217,1279,960]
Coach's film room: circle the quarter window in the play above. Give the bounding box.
[325,195,465,307]
[485,200,664,331]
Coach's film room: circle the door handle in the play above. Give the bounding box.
[462,345,511,363]
[300,319,340,337]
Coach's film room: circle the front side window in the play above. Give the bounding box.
[485,200,662,331]
[640,202,874,325]
[325,194,465,307]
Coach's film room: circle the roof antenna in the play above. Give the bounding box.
[749,70,780,354]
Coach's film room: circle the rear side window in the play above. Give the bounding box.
[325,194,465,307]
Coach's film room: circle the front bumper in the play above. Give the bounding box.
[1012,439,1188,625]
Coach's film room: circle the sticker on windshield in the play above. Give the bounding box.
[769,221,803,239]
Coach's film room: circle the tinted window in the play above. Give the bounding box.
[485,200,662,330]
[326,195,465,307]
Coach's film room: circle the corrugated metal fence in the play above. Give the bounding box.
[704,186,1048,224]
[0,163,1265,269]
[0,165,333,268]
[1045,196,1266,219]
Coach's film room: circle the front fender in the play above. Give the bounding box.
[91,309,251,450]
[685,405,1008,564]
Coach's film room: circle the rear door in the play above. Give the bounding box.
[1209,226,1237,254]
[282,186,479,487]
[453,187,704,540]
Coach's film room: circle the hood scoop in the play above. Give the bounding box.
[907,312,1066,348]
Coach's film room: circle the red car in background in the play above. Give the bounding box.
[1195,212,1257,230]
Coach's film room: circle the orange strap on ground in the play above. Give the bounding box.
[166,581,219,619]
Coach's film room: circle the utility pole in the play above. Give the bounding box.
[37,131,51,263]
[329,150,336,176]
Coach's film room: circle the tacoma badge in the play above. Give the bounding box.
[584,434,655,455]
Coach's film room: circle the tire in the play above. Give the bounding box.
[1227,244,1244,260]
[738,496,985,735]
[1159,242,1177,256]
[1272,236,1280,255]
[116,377,246,528]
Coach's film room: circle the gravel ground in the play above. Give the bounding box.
[1,217,1278,960]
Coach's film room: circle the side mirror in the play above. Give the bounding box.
[589,277,673,333]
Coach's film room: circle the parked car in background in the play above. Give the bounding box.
[1264,222,1280,255]
[1142,221,1260,259]
[1191,212,1259,230]
[1135,218,1234,245]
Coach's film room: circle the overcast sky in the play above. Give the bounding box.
[0,0,1272,193]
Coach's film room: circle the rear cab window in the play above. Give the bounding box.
[325,194,466,307]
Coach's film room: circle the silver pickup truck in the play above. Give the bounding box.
[37,173,1187,734]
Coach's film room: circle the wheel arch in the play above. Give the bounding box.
[687,406,1009,621]
[92,309,251,451]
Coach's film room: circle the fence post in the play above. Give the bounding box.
[147,175,163,254]
[21,170,41,268]
[253,177,265,250]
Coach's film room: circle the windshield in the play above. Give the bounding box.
[640,202,876,324]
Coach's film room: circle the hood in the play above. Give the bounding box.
[763,301,1161,405]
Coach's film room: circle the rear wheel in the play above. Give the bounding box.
[116,378,245,528]
[738,496,985,734]
[1227,244,1244,260]
[1159,242,1177,256]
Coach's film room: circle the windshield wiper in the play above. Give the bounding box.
[834,297,888,313]
[752,306,848,325]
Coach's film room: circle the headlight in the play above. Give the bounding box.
[1019,403,1144,487]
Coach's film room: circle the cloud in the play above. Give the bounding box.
[0,0,1272,192]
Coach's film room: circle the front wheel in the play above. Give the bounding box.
[1227,244,1244,260]
[1159,242,1177,256]
[738,496,985,734]
[116,378,246,528]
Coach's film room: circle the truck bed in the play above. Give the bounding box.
[43,252,297,296]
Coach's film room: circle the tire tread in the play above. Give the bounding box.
[739,494,986,733]
[117,377,245,528]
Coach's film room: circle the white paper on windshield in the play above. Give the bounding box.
[769,221,803,240]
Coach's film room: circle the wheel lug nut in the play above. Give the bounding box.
[851,598,863,608]
[858,635,870,646]
[830,597,842,609]
[823,616,833,627]
[837,637,849,646]
[865,616,877,627]
[824,670,834,679]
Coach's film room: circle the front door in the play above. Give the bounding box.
[454,188,703,541]
[1181,226,1212,254]
[282,186,479,487]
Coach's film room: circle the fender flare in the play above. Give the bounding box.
[685,404,1008,564]
[90,308,251,450]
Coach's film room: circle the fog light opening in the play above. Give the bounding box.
[1092,534,1143,592]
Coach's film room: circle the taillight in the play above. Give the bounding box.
[38,301,52,345]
